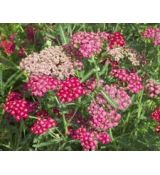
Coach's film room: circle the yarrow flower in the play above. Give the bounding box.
[127,72,144,93]
[69,127,111,151]
[104,84,132,110]
[88,102,122,130]
[0,40,15,55]
[24,75,59,97]
[25,25,37,42]
[142,27,156,39]
[20,46,75,80]
[146,79,160,98]
[108,32,125,49]
[88,84,131,131]
[68,32,102,58]
[142,27,160,46]
[97,132,111,144]
[110,68,129,82]
[97,32,110,41]
[3,92,30,122]
[110,68,144,94]
[151,107,160,122]
[30,110,57,135]
[106,47,125,62]
[57,77,85,103]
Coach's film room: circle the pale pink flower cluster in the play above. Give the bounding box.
[146,79,160,98]
[106,47,125,61]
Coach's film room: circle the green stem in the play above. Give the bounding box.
[29,115,37,119]
[81,69,96,83]
[62,113,68,136]
[55,128,65,139]
[59,24,67,44]
[100,89,118,109]
[91,57,100,83]
[109,129,114,141]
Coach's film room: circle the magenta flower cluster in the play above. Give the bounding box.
[3,92,37,122]
[110,68,144,94]
[24,75,59,97]
[57,77,85,103]
[30,110,57,135]
[69,126,111,151]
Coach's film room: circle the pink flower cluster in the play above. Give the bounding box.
[70,127,111,151]
[57,77,85,103]
[108,32,125,49]
[3,92,30,121]
[142,27,156,39]
[110,68,144,93]
[151,107,160,122]
[104,84,132,110]
[142,27,160,46]
[88,102,121,130]
[146,79,160,98]
[110,68,129,81]
[98,32,125,49]
[88,84,131,131]
[98,32,110,41]
[24,75,59,97]
[64,31,125,59]
[127,72,144,93]
[30,110,57,135]
[83,78,104,95]
[0,40,15,55]
[68,32,102,58]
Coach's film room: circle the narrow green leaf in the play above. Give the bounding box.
[101,89,118,109]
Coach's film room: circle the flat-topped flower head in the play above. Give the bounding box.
[25,75,59,97]
[57,77,85,103]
